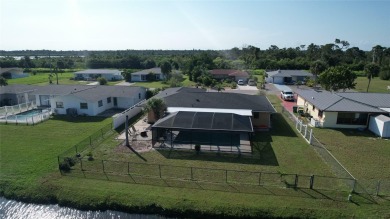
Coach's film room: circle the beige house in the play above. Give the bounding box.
[295,90,390,128]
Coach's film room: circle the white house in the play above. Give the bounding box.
[74,69,124,81]
[131,68,165,82]
[32,85,146,116]
[0,67,29,79]
[209,69,249,82]
[295,89,390,129]
[265,70,313,84]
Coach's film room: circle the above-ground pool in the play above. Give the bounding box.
[0,108,51,124]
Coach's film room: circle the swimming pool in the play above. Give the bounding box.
[0,108,51,124]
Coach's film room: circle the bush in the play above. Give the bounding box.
[97,77,107,85]
[231,82,237,89]
[59,157,76,172]
[379,66,390,80]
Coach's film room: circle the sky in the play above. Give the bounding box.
[0,0,389,51]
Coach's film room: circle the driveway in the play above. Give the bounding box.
[237,85,258,91]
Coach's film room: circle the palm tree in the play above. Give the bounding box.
[144,98,166,123]
[364,63,380,92]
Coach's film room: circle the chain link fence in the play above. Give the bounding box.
[280,104,390,197]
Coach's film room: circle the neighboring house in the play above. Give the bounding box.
[210,69,249,82]
[295,89,390,129]
[265,70,313,84]
[0,84,37,106]
[152,88,276,129]
[131,68,165,82]
[31,85,146,116]
[0,67,29,79]
[74,69,123,81]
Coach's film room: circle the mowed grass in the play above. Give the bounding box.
[312,128,390,180]
[0,116,113,186]
[131,75,196,89]
[355,76,390,93]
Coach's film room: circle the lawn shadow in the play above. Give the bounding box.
[251,133,279,166]
[156,149,274,165]
[270,113,298,137]
[51,115,108,123]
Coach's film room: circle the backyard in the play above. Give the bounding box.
[354,76,390,93]
[0,94,390,217]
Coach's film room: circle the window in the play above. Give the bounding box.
[253,112,259,119]
[337,112,367,125]
[141,75,147,81]
[80,103,88,109]
[312,105,315,111]
[56,102,64,108]
[107,97,111,103]
[98,100,103,107]
[139,93,141,99]
[318,110,323,118]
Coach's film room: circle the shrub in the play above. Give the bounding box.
[97,77,107,85]
[231,82,237,89]
[379,66,390,80]
[59,157,76,172]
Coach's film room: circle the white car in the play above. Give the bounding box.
[281,90,294,101]
[237,79,245,85]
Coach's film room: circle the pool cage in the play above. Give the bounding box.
[151,111,254,154]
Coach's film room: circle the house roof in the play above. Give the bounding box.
[153,87,206,99]
[336,92,390,108]
[31,85,144,102]
[152,111,254,132]
[295,89,387,113]
[74,69,121,75]
[210,69,249,77]
[131,68,162,75]
[0,84,38,94]
[267,70,313,78]
[163,92,276,112]
[0,67,23,74]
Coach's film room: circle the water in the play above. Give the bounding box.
[0,197,171,219]
[3,109,43,120]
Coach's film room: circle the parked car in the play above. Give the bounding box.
[248,79,257,86]
[237,79,245,85]
[281,90,294,101]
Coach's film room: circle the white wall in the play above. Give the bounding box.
[112,105,143,129]
[322,112,366,129]
[51,95,95,115]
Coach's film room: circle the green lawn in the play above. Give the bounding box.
[355,76,390,93]
[312,128,390,180]
[131,75,196,89]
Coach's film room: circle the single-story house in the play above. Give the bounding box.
[295,89,390,129]
[31,85,146,116]
[0,67,29,79]
[150,88,276,153]
[265,70,313,84]
[131,68,165,82]
[0,84,37,106]
[210,69,249,82]
[74,69,123,81]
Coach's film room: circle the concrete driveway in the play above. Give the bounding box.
[237,85,259,91]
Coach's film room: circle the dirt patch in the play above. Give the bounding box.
[114,140,154,154]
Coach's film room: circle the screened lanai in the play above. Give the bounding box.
[151,111,254,154]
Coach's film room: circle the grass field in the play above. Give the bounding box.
[355,76,390,93]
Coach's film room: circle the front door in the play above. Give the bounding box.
[113,97,117,107]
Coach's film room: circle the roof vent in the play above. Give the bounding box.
[196,99,200,102]
[312,97,314,99]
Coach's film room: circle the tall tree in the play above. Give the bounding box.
[319,66,357,92]
[160,61,172,80]
[364,63,380,92]
[310,60,327,85]
[371,45,384,65]
[144,98,166,123]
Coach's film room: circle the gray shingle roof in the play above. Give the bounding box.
[74,69,121,75]
[154,87,206,99]
[267,70,313,77]
[295,89,387,113]
[131,68,162,75]
[31,85,144,102]
[0,84,39,94]
[337,92,390,108]
[163,92,276,112]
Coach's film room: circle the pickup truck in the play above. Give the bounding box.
[281,90,294,101]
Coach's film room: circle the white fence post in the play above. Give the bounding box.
[309,129,313,144]
[304,125,308,138]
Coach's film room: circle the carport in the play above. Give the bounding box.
[151,111,254,154]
